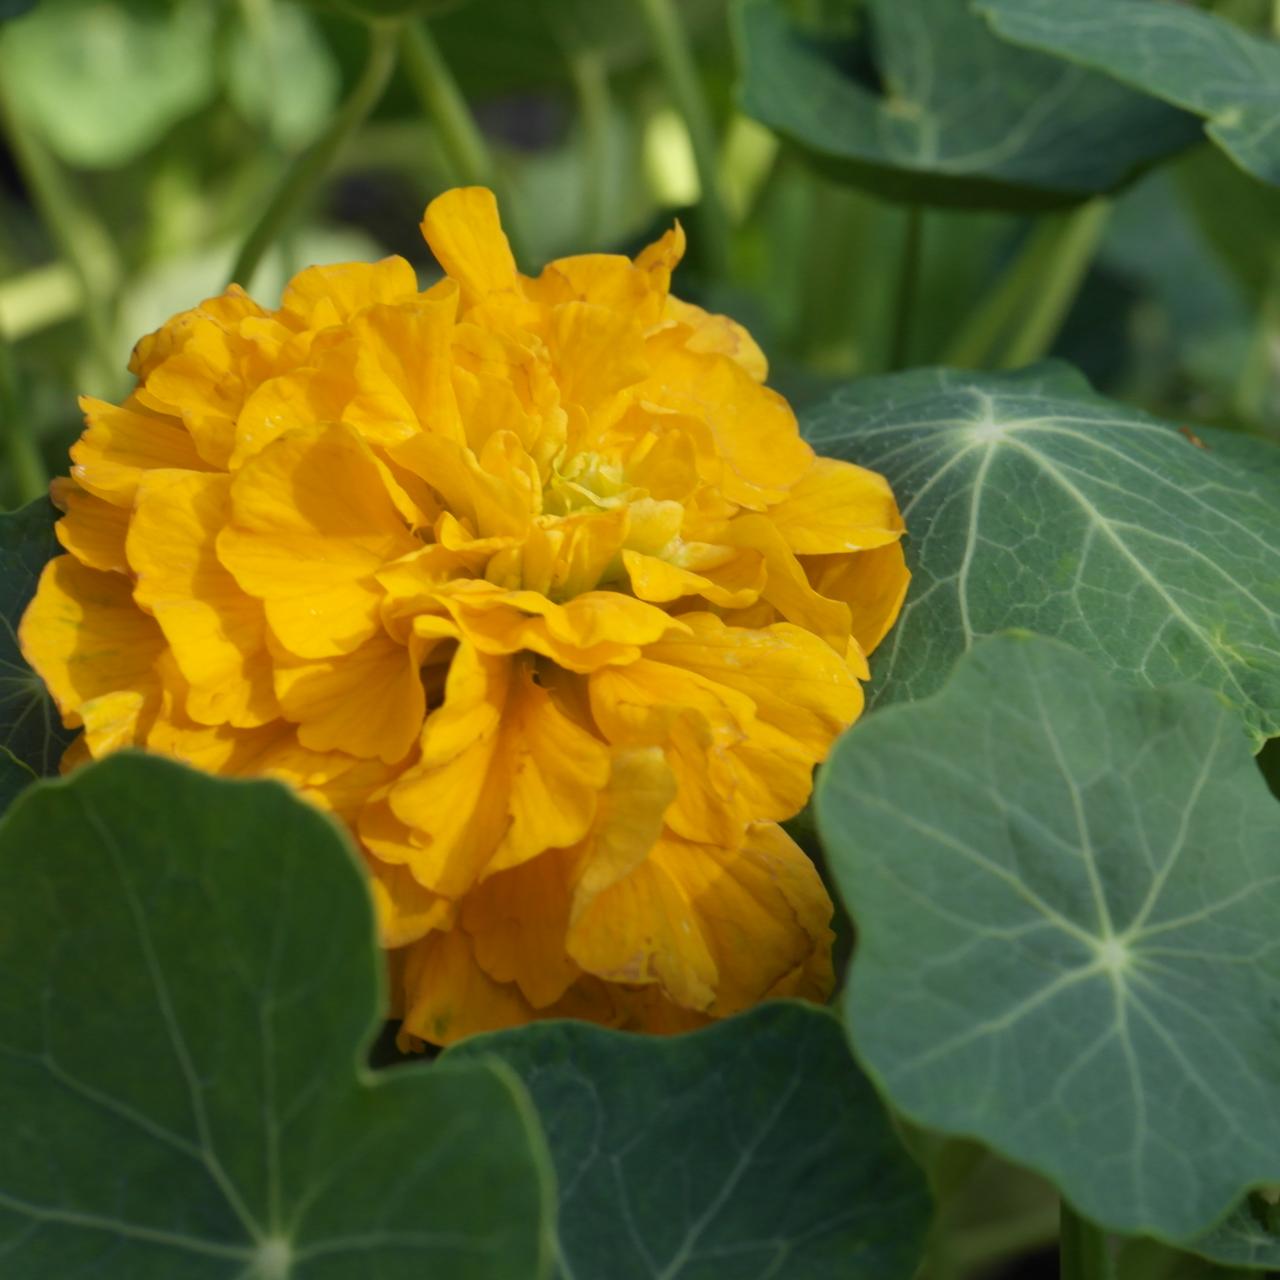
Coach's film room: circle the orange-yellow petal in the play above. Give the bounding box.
[128,470,277,728]
[70,396,210,505]
[279,256,420,328]
[218,422,419,659]
[272,629,425,765]
[766,456,904,555]
[19,556,164,725]
[51,479,130,574]
[420,187,518,306]
[804,540,911,658]
[462,848,581,1007]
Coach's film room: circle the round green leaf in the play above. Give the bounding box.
[450,1002,931,1280]
[979,0,1280,189]
[732,0,1201,208]
[803,363,1280,744]
[0,0,219,169]
[816,633,1280,1241]
[0,753,555,1277]
[0,498,73,776]
[227,3,340,151]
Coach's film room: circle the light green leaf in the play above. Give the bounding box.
[732,0,1201,208]
[816,634,1280,1241]
[0,745,34,815]
[802,363,1280,743]
[449,1002,931,1280]
[0,0,219,169]
[227,3,340,151]
[0,498,72,775]
[0,753,555,1277]
[979,0,1280,188]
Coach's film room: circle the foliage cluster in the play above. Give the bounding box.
[1,1,1278,1277]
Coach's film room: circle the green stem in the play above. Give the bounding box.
[890,205,924,371]
[944,199,1110,370]
[0,70,120,394]
[1233,248,1280,430]
[400,21,531,266]
[230,20,401,289]
[1059,1202,1114,1280]
[945,1202,1061,1278]
[564,45,611,247]
[401,22,495,188]
[0,335,47,508]
[634,0,730,276]
[998,197,1110,369]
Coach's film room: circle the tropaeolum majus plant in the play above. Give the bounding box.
[1,1,1279,1278]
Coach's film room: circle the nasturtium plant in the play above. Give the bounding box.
[0,753,555,1277]
[817,633,1280,1241]
[979,0,1280,188]
[0,499,71,775]
[733,0,1201,207]
[803,364,1280,742]
[4,1,1280,1277]
[449,1002,932,1280]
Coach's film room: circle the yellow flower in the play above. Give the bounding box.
[21,188,909,1045]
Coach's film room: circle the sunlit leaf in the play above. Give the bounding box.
[0,498,72,775]
[817,633,1280,1240]
[803,363,1280,743]
[733,0,1200,208]
[979,0,1280,188]
[227,2,340,151]
[451,1002,931,1280]
[0,753,555,1278]
[0,0,219,169]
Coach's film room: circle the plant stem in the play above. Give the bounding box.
[1059,1201,1113,1280]
[944,199,1109,370]
[1233,247,1280,431]
[0,72,120,395]
[998,197,1110,369]
[946,1202,1061,1278]
[634,0,730,276]
[401,22,494,188]
[564,45,611,247]
[890,204,924,370]
[400,21,532,267]
[0,335,47,508]
[230,19,401,289]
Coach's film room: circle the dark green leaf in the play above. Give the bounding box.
[431,0,723,94]
[0,498,72,775]
[803,364,1280,743]
[450,1002,932,1280]
[0,0,220,169]
[0,745,34,815]
[732,0,1200,208]
[816,634,1280,1241]
[979,0,1280,188]
[0,753,555,1277]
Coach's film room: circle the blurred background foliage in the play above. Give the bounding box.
[0,0,1277,517]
